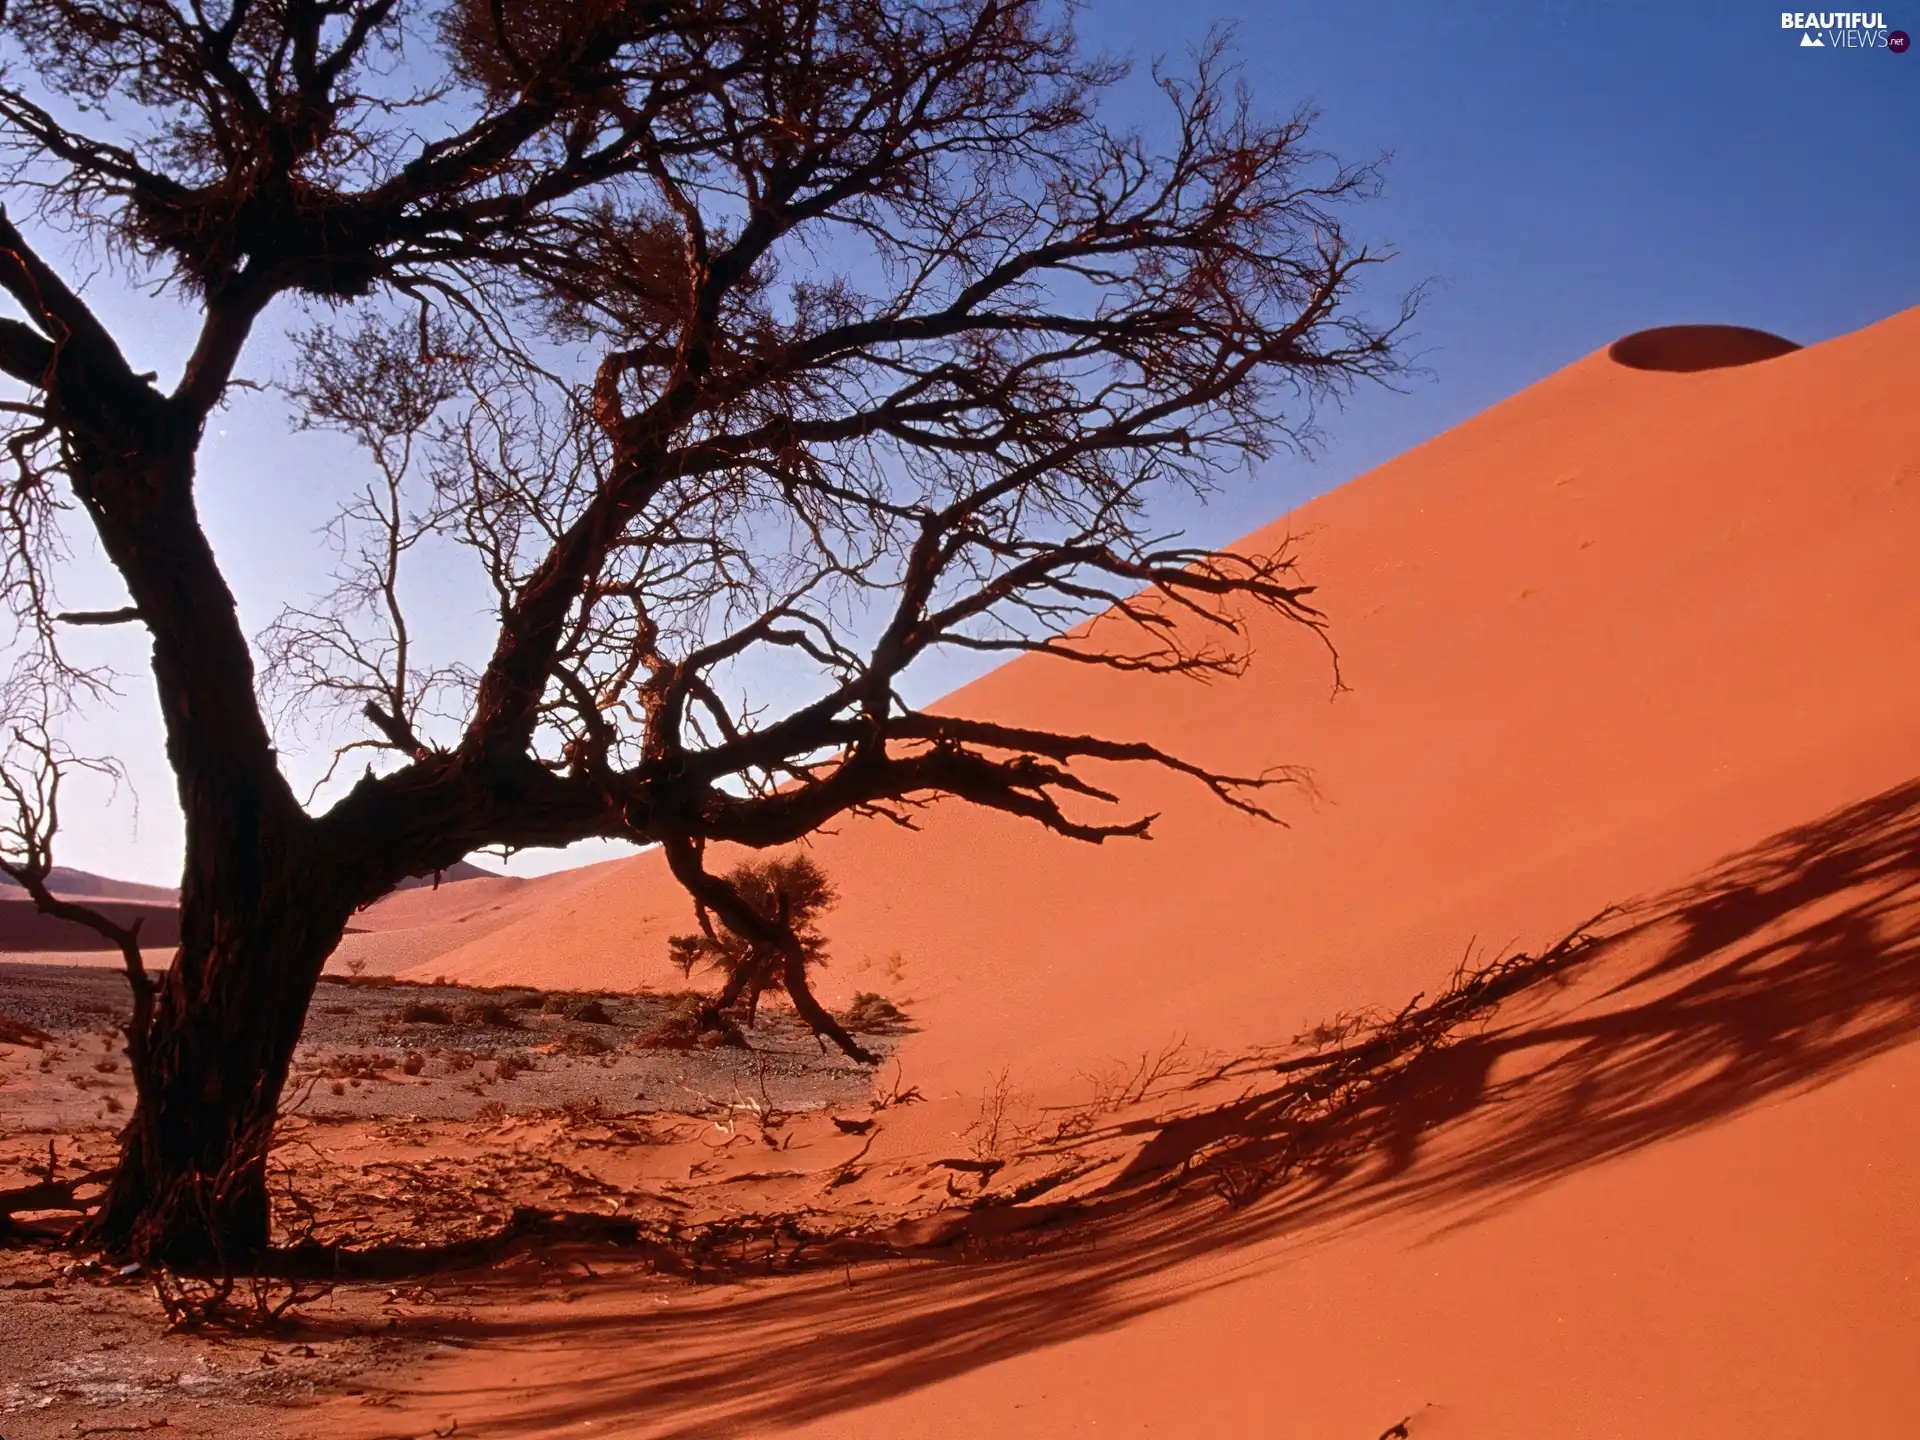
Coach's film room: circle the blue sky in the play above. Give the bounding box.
[27,0,1920,885]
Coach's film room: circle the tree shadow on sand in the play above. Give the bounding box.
[372,777,1920,1438]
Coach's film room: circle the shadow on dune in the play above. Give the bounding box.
[1255,776,1920,1236]
[383,778,1920,1438]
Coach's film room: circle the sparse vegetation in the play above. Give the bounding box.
[0,0,1400,1271]
[666,854,883,1061]
[637,998,749,1052]
[453,1003,522,1029]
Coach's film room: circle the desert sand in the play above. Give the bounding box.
[379,308,1920,1092]
[261,308,1920,1438]
[7,310,1918,1437]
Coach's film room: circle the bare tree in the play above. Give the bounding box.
[0,0,1408,1269]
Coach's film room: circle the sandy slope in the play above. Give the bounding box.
[403,309,1920,1087]
[347,310,1920,1436]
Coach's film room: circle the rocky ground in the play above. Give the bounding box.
[0,963,886,1133]
[0,962,913,1439]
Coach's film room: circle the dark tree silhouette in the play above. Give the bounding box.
[0,0,1408,1269]
[667,851,858,1052]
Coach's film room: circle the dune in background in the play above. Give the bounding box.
[332,305,1920,1438]
[392,306,1920,1094]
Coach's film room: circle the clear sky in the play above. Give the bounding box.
[23,0,1920,886]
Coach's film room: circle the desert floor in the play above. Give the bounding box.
[4,312,1919,1438]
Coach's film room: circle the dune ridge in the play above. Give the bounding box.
[324,308,1920,1437]
[394,309,1920,1095]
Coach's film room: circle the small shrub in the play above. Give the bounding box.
[637,998,747,1050]
[551,1030,611,1057]
[444,1049,476,1073]
[568,998,614,1025]
[475,1100,508,1123]
[508,991,546,1010]
[402,1051,425,1076]
[329,1081,346,1097]
[455,1002,522,1029]
[324,1051,393,1081]
[399,1001,453,1025]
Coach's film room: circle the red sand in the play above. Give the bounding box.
[395,306,1920,1086]
[340,306,1920,1435]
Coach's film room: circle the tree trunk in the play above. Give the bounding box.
[781,945,876,1065]
[87,853,358,1272]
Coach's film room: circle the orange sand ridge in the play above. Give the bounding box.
[335,307,1920,1437]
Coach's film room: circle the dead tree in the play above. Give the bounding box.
[0,0,1409,1269]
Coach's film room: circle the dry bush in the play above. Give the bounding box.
[963,1069,1030,1162]
[840,992,910,1034]
[550,1030,612,1057]
[454,1002,522,1029]
[1086,1040,1196,1113]
[636,999,747,1050]
[870,1061,926,1111]
[493,1053,536,1081]
[442,1049,477,1073]
[568,998,614,1024]
[324,1051,394,1081]
[475,1100,508,1123]
[398,1001,453,1025]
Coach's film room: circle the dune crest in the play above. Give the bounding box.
[338,307,1920,1437]
[394,306,1920,1092]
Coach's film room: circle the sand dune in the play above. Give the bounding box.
[0,866,176,904]
[401,306,1920,1092]
[0,861,494,965]
[331,858,628,978]
[330,306,1920,1437]
[0,897,178,951]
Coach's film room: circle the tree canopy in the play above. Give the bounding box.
[0,0,1407,1264]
